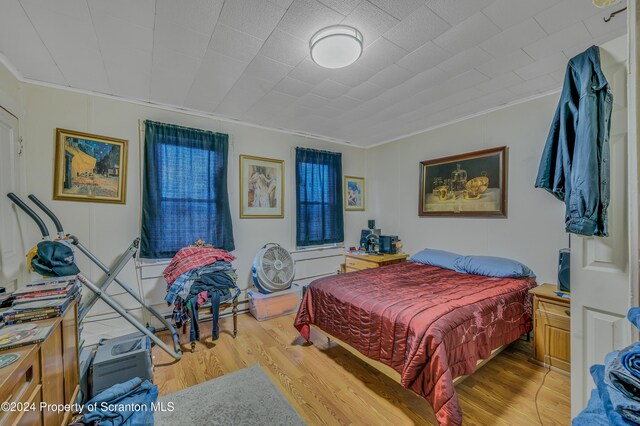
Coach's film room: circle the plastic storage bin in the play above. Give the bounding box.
[248,285,301,321]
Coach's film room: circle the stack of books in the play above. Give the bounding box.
[1,276,80,325]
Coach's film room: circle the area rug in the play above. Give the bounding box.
[154,364,305,425]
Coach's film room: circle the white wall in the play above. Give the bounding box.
[367,93,568,284]
[7,79,366,341]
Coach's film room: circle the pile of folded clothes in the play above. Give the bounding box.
[164,246,239,342]
[574,308,640,425]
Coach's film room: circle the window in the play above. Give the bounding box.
[140,120,234,258]
[295,147,344,247]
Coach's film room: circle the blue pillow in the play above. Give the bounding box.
[409,249,462,271]
[454,255,535,278]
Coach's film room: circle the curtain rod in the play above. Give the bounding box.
[143,119,228,136]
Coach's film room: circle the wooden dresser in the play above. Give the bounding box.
[529,284,570,373]
[0,300,80,426]
[344,252,409,272]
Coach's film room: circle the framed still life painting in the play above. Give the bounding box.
[344,176,365,211]
[239,155,284,218]
[53,128,128,204]
[419,146,507,217]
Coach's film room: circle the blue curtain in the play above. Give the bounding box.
[141,120,234,258]
[296,147,344,247]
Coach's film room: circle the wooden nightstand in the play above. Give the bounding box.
[344,252,409,272]
[529,283,571,373]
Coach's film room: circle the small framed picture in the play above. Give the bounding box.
[53,128,128,204]
[239,155,284,218]
[344,176,365,211]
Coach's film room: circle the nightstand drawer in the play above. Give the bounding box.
[345,258,377,270]
[538,300,571,321]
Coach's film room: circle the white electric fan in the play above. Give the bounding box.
[252,243,296,293]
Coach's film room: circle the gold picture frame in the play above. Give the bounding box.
[53,128,128,204]
[239,155,284,218]
[344,175,365,211]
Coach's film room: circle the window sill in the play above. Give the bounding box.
[291,243,344,254]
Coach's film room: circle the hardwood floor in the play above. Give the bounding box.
[153,313,571,425]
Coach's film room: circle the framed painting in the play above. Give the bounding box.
[53,128,128,204]
[419,146,507,217]
[344,176,365,211]
[239,155,284,218]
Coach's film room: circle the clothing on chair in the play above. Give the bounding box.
[163,247,235,284]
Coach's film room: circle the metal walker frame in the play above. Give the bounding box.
[7,193,182,360]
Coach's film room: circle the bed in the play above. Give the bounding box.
[294,261,536,426]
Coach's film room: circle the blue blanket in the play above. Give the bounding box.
[628,308,640,331]
[606,346,640,401]
[573,365,633,426]
[83,377,158,426]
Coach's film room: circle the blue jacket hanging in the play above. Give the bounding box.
[535,45,613,237]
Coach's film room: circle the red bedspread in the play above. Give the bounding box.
[294,261,535,426]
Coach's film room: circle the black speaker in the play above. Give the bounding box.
[558,248,570,293]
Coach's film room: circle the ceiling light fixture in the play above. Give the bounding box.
[310,25,363,69]
[592,0,621,7]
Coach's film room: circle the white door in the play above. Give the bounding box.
[570,36,633,415]
[0,106,26,291]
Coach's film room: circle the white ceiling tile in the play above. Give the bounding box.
[328,62,377,87]
[341,1,398,47]
[534,0,601,35]
[369,64,416,89]
[219,0,286,40]
[523,22,591,60]
[0,0,66,85]
[476,89,520,108]
[209,24,264,63]
[368,0,422,20]
[317,0,361,15]
[437,47,492,76]
[259,30,308,67]
[583,9,627,39]
[268,0,295,9]
[508,74,559,96]
[273,76,314,97]
[87,0,156,29]
[433,12,500,53]
[155,0,223,35]
[279,0,345,41]
[20,0,91,21]
[328,95,361,111]
[185,50,249,111]
[475,71,523,94]
[382,6,450,52]
[396,42,450,73]
[153,17,212,59]
[427,0,494,26]
[54,47,111,93]
[481,0,558,30]
[312,79,351,98]
[92,13,153,55]
[215,84,265,116]
[476,49,533,78]
[514,53,567,81]
[346,81,384,101]
[295,93,330,109]
[315,105,343,118]
[150,48,201,105]
[479,18,547,57]
[288,58,330,84]
[357,37,408,72]
[20,4,100,54]
[244,55,293,83]
[1,0,623,146]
